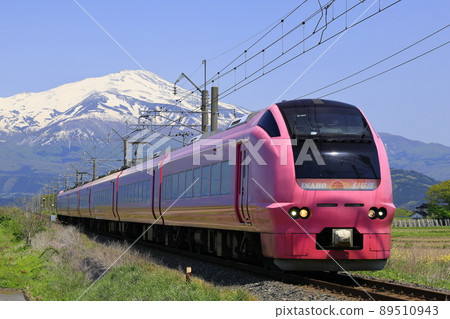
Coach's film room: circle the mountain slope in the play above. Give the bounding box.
[390,168,440,210]
[380,132,450,181]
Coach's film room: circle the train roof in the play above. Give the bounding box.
[276,99,358,110]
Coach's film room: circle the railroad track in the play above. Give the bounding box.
[198,255,450,301]
[82,227,450,301]
[281,272,450,301]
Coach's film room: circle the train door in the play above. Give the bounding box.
[235,142,252,225]
[88,188,93,217]
[151,169,157,220]
[154,167,164,224]
[111,181,120,221]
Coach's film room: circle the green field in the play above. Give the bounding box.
[0,207,255,301]
[356,227,450,290]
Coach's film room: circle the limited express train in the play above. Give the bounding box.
[57,99,395,271]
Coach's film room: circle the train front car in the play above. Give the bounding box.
[252,99,395,271]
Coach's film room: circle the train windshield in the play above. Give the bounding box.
[277,100,380,181]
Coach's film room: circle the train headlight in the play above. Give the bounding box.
[377,207,387,220]
[289,207,310,220]
[288,207,300,219]
[299,207,310,219]
[368,207,377,219]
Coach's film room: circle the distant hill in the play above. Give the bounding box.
[390,168,440,210]
[380,133,450,181]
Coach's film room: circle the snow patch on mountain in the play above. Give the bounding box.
[0,70,249,145]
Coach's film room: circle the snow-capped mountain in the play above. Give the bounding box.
[0,70,248,145]
[0,70,250,202]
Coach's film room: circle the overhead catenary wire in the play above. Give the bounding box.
[210,0,344,88]
[317,41,450,98]
[218,0,402,101]
[295,24,450,99]
[171,0,316,107]
[161,1,312,118]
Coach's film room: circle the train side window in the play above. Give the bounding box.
[162,176,167,201]
[134,183,139,202]
[166,175,172,200]
[201,165,210,196]
[211,163,220,196]
[135,183,139,202]
[161,177,166,201]
[141,181,146,202]
[171,174,178,200]
[193,168,201,197]
[257,110,281,137]
[146,180,152,201]
[136,183,140,202]
[185,170,193,198]
[178,171,185,198]
[220,161,231,195]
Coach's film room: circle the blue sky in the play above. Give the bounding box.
[1,0,449,146]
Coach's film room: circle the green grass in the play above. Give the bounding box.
[81,264,251,301]
[0,220,41,288]
[355,227,450,290]
[0,207,256,301]
[394,208,413,218]
[391,227,450,238]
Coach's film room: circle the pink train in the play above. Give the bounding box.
[57,99,395,271]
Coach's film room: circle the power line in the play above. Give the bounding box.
[211,0,343,87]
[296,24,450,99]
[208,0,310,64]
[218,0,401,100]
[317,41,449,98]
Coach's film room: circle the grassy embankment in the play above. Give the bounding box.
[0,207,255,301]
[356,227,450,290]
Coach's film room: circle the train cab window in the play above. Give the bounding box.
[211,163,220,196]
[185,170,193,198]
[277,100,380,180]
[220,161,231,195]
[193,168,201,197]
[257,110,281,137]
[201,166,210,196]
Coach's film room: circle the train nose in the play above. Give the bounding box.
[332,229,353,247]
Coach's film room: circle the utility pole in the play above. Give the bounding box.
[174,60,209,133]
[211,86,219,132]
[110,129,128,167]
[70,164,89,186]
[83,151,123,178]
[201,60,209,133]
